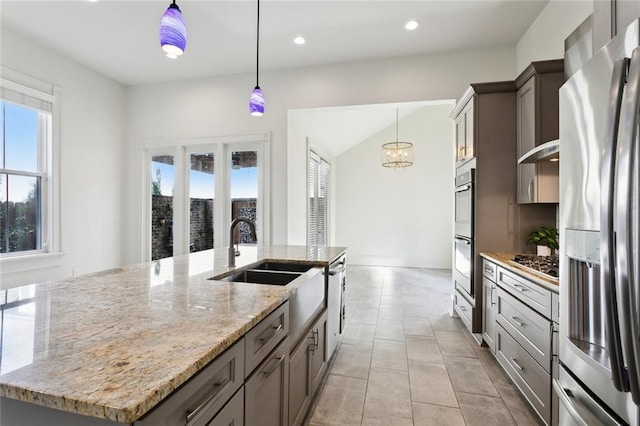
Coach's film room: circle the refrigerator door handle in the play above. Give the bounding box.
[601,56,630,392]
[615,46,640,404]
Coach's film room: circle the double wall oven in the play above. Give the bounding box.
[454,169,474,297]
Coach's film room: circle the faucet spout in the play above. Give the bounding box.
[228,218,257,267]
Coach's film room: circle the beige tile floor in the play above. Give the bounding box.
[308,265,543,426]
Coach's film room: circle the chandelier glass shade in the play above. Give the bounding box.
[160,1,187,59]
[381,108,414,168]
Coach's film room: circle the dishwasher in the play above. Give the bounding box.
[326,254,346,358]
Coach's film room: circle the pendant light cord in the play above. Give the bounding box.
[396,108,399,142]
[256,0,260,87]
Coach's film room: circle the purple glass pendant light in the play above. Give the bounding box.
[249,0,264,116]
[160,0,187,59]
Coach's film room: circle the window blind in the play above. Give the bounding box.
[308,150,329,247]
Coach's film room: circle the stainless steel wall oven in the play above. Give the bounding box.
[454,169,475,297]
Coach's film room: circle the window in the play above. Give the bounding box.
[0,81,54,257]
[308,150,329,247]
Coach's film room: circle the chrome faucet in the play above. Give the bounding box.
[228,218,257,267]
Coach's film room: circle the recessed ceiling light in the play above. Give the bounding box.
[405,20,420,31]
[293,36,306,45]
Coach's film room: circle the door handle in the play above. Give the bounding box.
[527,178,534,202]
[258,323,283,344]
[615,47,640,404]
[455,184,471,193]
[454,237,471,245]
[552,380,590,426]
[262,355,285,378]
[601,56,629,393]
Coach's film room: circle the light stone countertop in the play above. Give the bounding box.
[480,252,559,293]
[0,245,346,423]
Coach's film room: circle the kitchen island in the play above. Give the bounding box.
[0,245,346,425]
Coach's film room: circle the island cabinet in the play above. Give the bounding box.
[515,60,563,204]
[289,311,328,426]
[493,267,557,425]
[482,259,497,353]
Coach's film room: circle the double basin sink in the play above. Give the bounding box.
[213,261,315,286]
[211,260,326,346]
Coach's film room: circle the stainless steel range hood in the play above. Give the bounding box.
[518,139,559,164]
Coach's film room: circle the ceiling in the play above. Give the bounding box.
[1,0,549,86]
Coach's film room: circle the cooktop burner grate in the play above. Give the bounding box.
[512,254,559,279]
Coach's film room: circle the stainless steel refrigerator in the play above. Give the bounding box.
[557,18,640,425]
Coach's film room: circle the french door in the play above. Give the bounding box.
[144,136,269,261]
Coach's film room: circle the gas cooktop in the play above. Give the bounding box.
[512,253,559,279]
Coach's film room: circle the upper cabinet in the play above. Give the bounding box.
[594,0,640,52]
[454,98,474,164]
[515,60,563,204]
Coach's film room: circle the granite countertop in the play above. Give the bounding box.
[0,245,346,423]
[480,252,559,293]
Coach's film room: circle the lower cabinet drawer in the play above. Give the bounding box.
[135,339,244,426]
[207,386,244,426]
[454,289,473,332]
[496,325,550,425]
[497,287,552,373]
[245,301,289,377]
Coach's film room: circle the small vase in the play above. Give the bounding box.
[537,245,552,256]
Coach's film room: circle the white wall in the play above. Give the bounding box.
[0,27,127,288]
[516,0,593,74]
[334,105,454,268]
[125,46,515,265]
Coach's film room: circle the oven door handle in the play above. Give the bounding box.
[455,184,471,193]
[552,380,590,426]
[454,237,471,245]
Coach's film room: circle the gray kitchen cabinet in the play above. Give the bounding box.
[454,98,474,164]
[493,264,557,425]
[135,338,245,426]
[245,301,289,377]
[482,259,497,353]
[207,387,244,426]
[594,0,640,51]
[245,337,290,426]
[289,311,328,426]
[515,60,563,204]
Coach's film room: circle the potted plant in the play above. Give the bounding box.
[527,226,559,256]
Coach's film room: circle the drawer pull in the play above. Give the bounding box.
[263,355,285,378]
[511,316,525,327]
[459,305,467,311]
[185,375,231,424]
[513,284,528,292]
[258,323,283,344]
[511,358,525,371]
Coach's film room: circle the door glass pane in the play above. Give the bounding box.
[189,152,215,253]
[230,150,258,244]
[151,155,175,260]
[4,103,38,172]
[0,174,40,253]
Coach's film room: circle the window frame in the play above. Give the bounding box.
[0,72,61,273]
[141,133,270,262]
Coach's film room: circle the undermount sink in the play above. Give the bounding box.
[252,261,313,273]
[218,269,302,286]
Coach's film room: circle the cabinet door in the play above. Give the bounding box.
[207,387,244,426]
[517,164,536,204]
[464,101,474,159]
[482,277,496,353]
[310,312,328,394]
[289,335,312,426]
[517,77,536,158]
[245,338,289,426]
[455,113,466,162]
